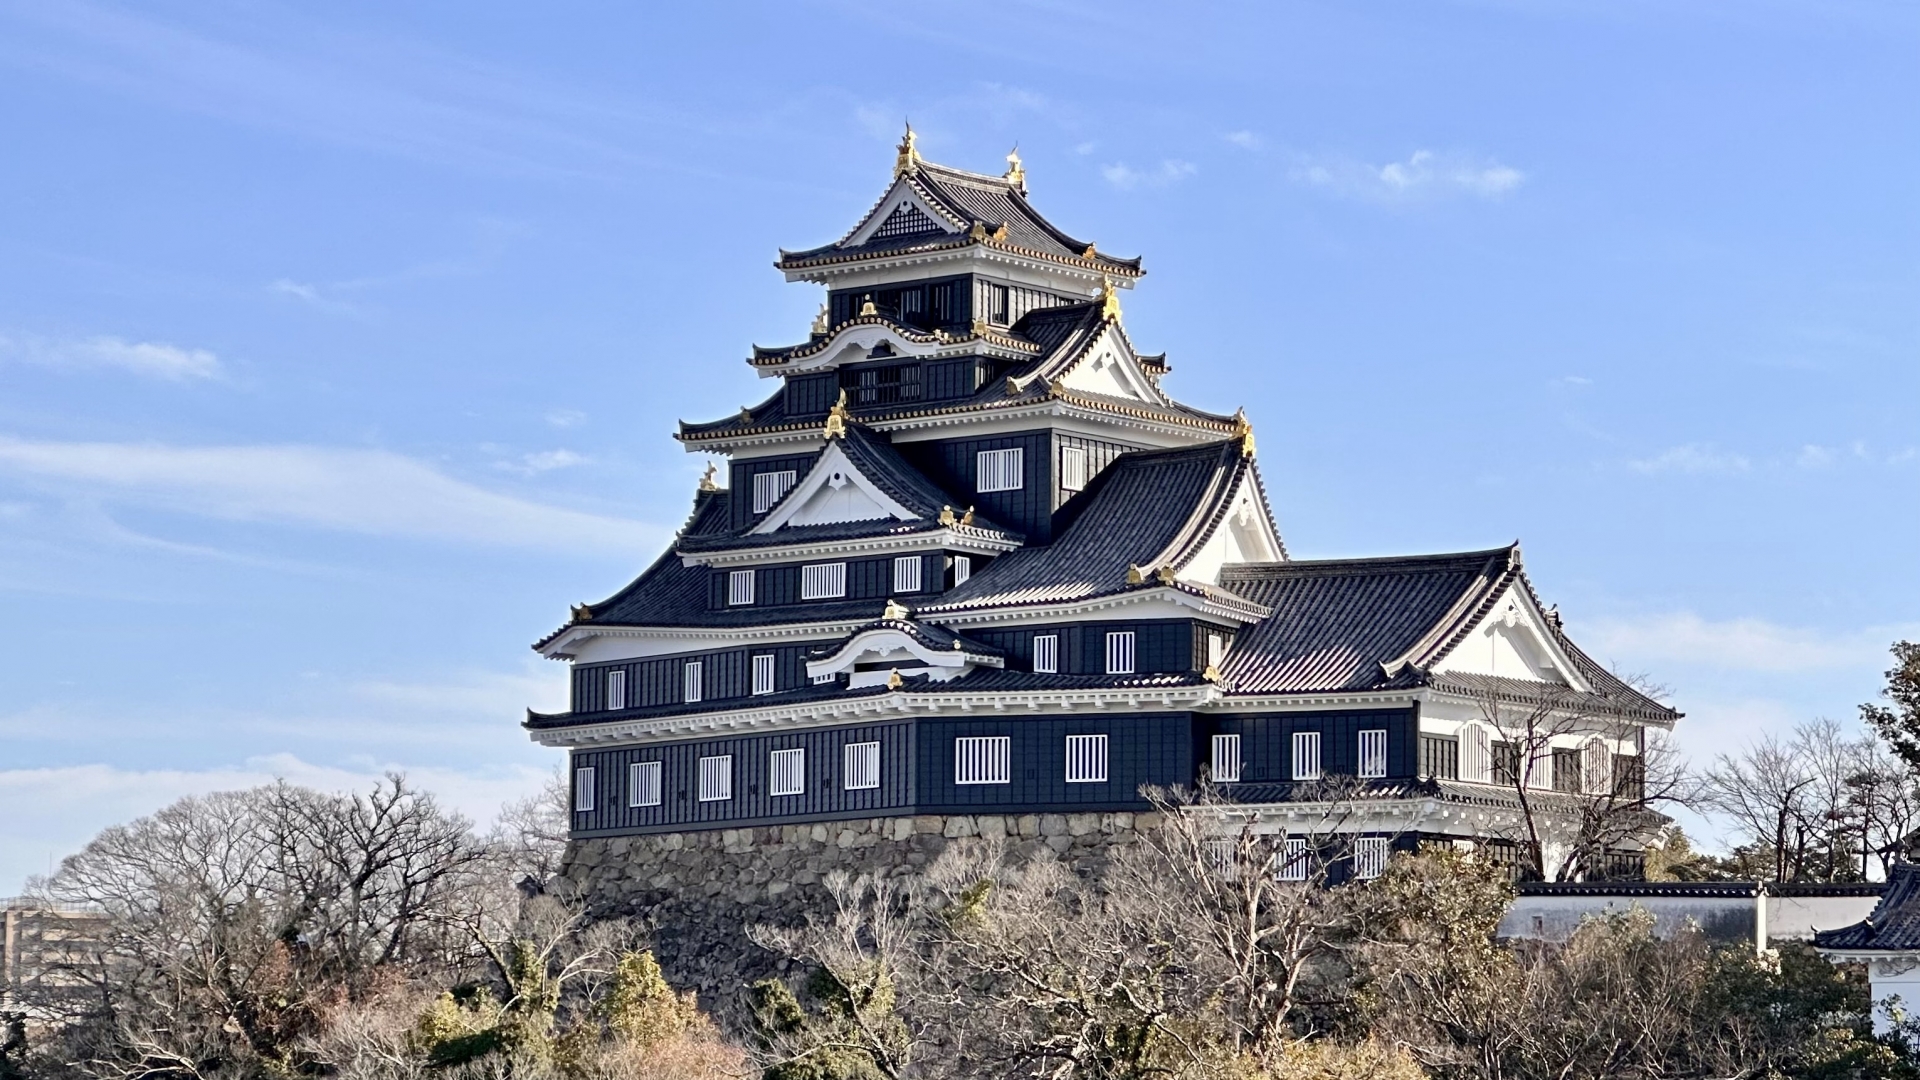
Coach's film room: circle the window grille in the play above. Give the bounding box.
[1358,729,1387,779]
[1204,839,1236,878]
[1354,837,1390,880]
[801,562,847,600]
[1583,739,1613,796]
[698,755,732,802]
[1207,632,1227,668]
[728,569,754,606]
[846,363,923,406]
[1032,634,1058,673]
[893,556,922,593]
[684,661,703,703]
[844,742,881,790]
[751,654,776,696]
[1105,631,1135,675]
[951,556,971,585]
[605,669,626,711]
[1059,446,1088,491]
[977,448,1024,492]
[872,201,941,239]
[954,736,1011,785]
[752,470,796,514]
[769,748,805,796]
[1420,735,1460,780]
[1211,734,1242,783]
[573,767,595,812]
[988,283,1010,324]
[1279,838,1311,882]
[930,282,953,324]
[1459,723,1492,783]
[1493,740,1522,786]
[1065,735,1108,783]
[628,761,662,807]
[1553,747,1582,793]
[1291,731,1322,781]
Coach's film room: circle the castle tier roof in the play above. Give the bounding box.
[776,160,1142,278]
[1815,864,1920,952]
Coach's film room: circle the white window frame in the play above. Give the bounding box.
[1105,631,1135,675]
[1059,445,1088,492]
[1459,721,1492,783]
[769,748,805,797]
[628,761,662,808]
[1032,634,1059,674]
[801,562,847,600]
[1358,729,1387,779]
[752,469,796,514]
[892,555,922,593]
[1211,733,1242,783]
[1279,837,1311,882]
[951,555,971,586]
[1582,738,1613,796]
[697,755,732,802]
[605,669,626,711]
[1291,731,1322,781]
[751,653,776,696]
[684,660,703,704]
[728,569,755,606]
[977,447,1024,492]
[1064,734,1108,784]
[572,766,595,812]
[1354,836,1389,880]
[1207,632,1227,668]
[844,741,881,791]
[954,736,1011,785]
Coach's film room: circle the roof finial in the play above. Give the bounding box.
[1098,275,1122,320]
[1126,564,1145,585]
[886,668,904,689]
[938,505,957,527]
[811,303,830,336]
[1232,408,1255,459]
[959,505,974,527]
[823,389,849,440]
[858,294,878,317]
[1005,145,1026,192]
[883,598,910,621]
[895,123,921,178]
[698,462,719,492]
[570,602,593,623]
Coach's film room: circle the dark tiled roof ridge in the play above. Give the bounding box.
[1221,545,1519,578]
[531,487,731,651]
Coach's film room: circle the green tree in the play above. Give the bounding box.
[1864,641,1920,776]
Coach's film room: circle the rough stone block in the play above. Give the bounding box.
[1040,814,1068,837]
[1067,813,1098,836]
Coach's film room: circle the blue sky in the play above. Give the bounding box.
[1,0,1914,890]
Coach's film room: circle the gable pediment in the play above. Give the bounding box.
[1055,321,1167,404]
[805,620,1003,687]
[1176,469,1286,585]
[1431,584,1590,691]
[844,181,964,247]
[750,440,918,533]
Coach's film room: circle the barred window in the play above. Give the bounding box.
[684,661,703,704]
[844,742,881,790]
[751,470,797,514]
[951,555,971,585]
[1065,735,1108,783]
[954,736,1011,785]
[751,654,776,696]
[1211,733,1242,783]
[893,556,922,593]
[1459,722,1492,783]
[770,748,805,797]
[728,569,754,606]
[987,283,1010,324]
[1279,838,1311,882]
[1059,446,1088,492]
[977,448,1024,492]
[698,755,732,802]
[872,201,941,239]
[801,562,847,600]
[1032,634,1059,674]
[1358,729,1387,779]
[1583,739,1613,796]
[1105,631,1135,674]
[1204,839,1236,878]
[628,761,662,807]
[1207,632,1227,668]
[1292,731,1322,781]
[605,669,626,711]
[1354,837,1390,880]
[572,767,595,812]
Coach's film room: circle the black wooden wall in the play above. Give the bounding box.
[1051,432,1144,515]
[708,553,950,611]
[1208,708,1419,781]
[965,619,1207,675]
[571,641,832,713]
[914,712,1197,813]
[729,453,821,531]
[898,429,1055,540]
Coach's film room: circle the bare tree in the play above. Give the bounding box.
[491,768,571,887]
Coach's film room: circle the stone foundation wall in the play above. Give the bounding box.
[561,811,1159,1009]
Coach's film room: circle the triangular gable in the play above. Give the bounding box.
[749,439,919,533]
[1172,465,1286,584]
[1053,320,1169,405]
[842,179,966,248]
[1430,582,1592,692]
[805,621,1003,687]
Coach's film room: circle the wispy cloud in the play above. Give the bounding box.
[1223,130,1261,150]
[1628,443,1750,475]
[1291,149,1525,203]
[496,449,588,476]
[0,436,659,553]
[1582,612,1915,675]
[543,409,587,428]
[1101,159,1197,190]
[0,332,221,380]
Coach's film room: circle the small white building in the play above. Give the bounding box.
[1814,863,1920,1034]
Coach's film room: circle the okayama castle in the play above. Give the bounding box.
[527,130,1678,882]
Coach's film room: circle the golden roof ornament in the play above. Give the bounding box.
[738,405,754,424]
[938,505,957,527]
[1004,146,1026,192]
[959,505,974,527]
[1126,564,1145,585]
[1098,276,1122,320]
[969,220,988,241]
[883,598,910,621]
[570,602,593,623]
[1155,565,1177,585]
[886,668,904,689]
[1202,663,1223,683]
[993,223,1009,241]
[698,462,719,492]
[811,304,830,336]
[894,123,921,177]
[970,316,990,337]
[858,294,878,317]
[823,389,849,440]
[1082,243,1098,259]
[1232,408,1256,459]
